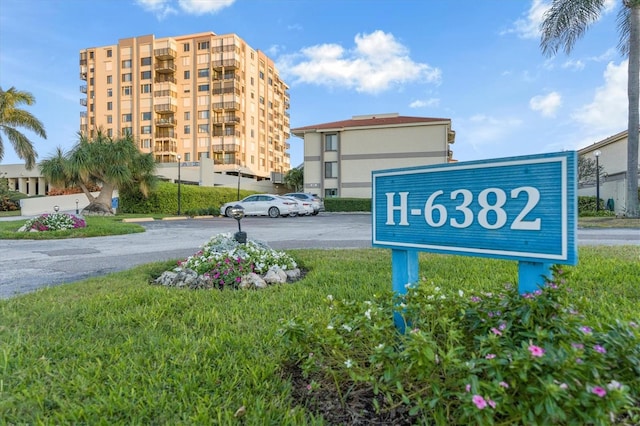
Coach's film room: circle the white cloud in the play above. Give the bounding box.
[409,98,439,109]
[458,114,524,154]
[135,0,177,19]
[571,60,629,133]
[277,30,441,94]
[178,0,235,15]
[561,59,585,70]
[530,91,562,117]
[503,0,550,39]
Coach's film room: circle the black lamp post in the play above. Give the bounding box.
[75,199,79,215]
[236,168,241,201]
[231,204,247,243]
[177,155,182,215]
[594,150,601,212]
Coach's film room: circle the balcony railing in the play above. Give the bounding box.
[212,101,240,110]
[80,72,87,81]
[154,76,177,84]
[156,117,177,127]
[211,59,240,69]
[212,116,240,124]
[155,61,176,73]
[212,143,240,153]
[155,131,177,139]
[154,47,177,60]
[80,85,87,93]
[80,98,87,106]
[154,103,177,113]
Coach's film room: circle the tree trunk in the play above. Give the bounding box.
[626,4,640,217]
[82,183,116,216]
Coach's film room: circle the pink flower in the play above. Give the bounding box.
[487,399,496,409]
[465,384,471,392]
[593,344,606,354]
[580,326,592,334]
[491,327,502,336]
[472,395,487,409]
[485,353,496,359]
[499,381,509,388]
[498,322,507,330]
[576,358,583,364]
[592,386,607,398]
[306,384,312,391]
[528,345,545,357]
[571,343,584,350]
[559,383,568,390]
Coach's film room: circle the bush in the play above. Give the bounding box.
[325,197,371,212]
[21,213,86,232]
[281,268,640,425]
[0,195,19,211]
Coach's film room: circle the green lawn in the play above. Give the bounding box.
[1,246,638,424]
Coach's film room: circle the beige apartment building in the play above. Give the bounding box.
[292,113,456,198]
[79,32,291,181]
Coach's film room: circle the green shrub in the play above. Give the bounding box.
[119,182,254,214]
[282,267,640,425]
[325,197,371,212]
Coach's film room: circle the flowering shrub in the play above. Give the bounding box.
[177,233,297,289]
[21,213,86,232]
[281,268,640,425]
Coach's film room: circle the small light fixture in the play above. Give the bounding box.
[594,150,601,212]
[75,199,79,215]
[53,205,59,213]
[231,204,247,243]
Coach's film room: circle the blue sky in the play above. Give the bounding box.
[0,0,629,168]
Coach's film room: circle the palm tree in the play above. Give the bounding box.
[0,86,47,170]
[284,166,304,192]
[540,0,639,217]
[40,131,157,215]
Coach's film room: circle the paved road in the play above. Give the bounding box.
[1,213,638,299]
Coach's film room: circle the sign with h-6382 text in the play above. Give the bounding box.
[372,151,577,264]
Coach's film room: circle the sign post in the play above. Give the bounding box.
[372,151,577,330]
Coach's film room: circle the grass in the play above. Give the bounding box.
[1,246,638,424]
[0,215,146,239]
[578,217,640,228]
[0,210,20,218]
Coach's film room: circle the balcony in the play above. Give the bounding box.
[448,130,456,144]
[80,85,87,94]
[155,130,177,139]
[212,101,240,111]
[154,76,177,84]
[80,98,87,106]
[155,61,176,73]
[156,117,177,127]
[213,116,240,125]
[211,59,240,70]
[154,103,177,113]
[80,111,87,118]
[154,47,176,60]
[212,143,240,153]
[80,72,87,81]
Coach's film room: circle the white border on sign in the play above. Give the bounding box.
[372,155,569,261]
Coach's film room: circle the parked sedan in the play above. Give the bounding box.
[284,193,325,215]
[221,194,298,218]
[280,195,314,216]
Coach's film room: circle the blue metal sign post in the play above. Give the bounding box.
[372,151,577,331]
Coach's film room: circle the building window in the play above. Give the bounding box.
[107,115,112,124]
[184,152,190,161]
[198,124,209,133]
[197,110,209,119]
[198,84,209,92]
[107,102,112,111]
[250,77,254,86]
[141,125,152,134]
[259,71,264,79]
[197,68,209,78]
[107,128,113,137]
[122,73,132,82]
[183,43,190,52]
[141,111,151,121]
[184,111,190,120]
[141,139,151,149]
[140,84,151,93]
[122,113,132,123]
[122,86,132,96]
[107,88,112,97]
[325,134,338,151]
[89,77,94,86]
[141,57,151,66]
[107,75,112,84]
[122,127,132,136]
[325,188,338,198]
[259,96,264,105]
[141,71,151,80]
[197,41,209,50]
[184,125,191,134]
[184,70,190,79]
[106,49,112,58]
[89,51,94,59]
[122,59,132,69]
[325,161,338,178]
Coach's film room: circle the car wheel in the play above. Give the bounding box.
[290,212,298,217]
[225,206,235,217]
[268,207,280,218]
[312,211,319,216]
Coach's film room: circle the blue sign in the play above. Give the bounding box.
[372,151,577,264]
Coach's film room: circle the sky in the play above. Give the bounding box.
[0,0,632,169]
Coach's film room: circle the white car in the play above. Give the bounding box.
[221,194,298,218]
[284,193,325,215]
[280,195,313,216]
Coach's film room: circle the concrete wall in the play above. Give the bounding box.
[19,192,104,216]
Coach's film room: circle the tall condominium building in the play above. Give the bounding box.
[79,32,291,180]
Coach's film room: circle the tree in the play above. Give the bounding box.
[0,86,47,170]
[578,155,604,183]
[284,166,304,192]
[40,131,157,215]
[540,0,639,217]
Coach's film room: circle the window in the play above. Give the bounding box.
[184,111,190,120]
[197,68,209,78]
[89,77,94,85]
[141,111,151,121]
[140,84,151,93]
[141,125,152,134]
[106,75,112,84]
[141,71,151,80]
[89,51,94,59]
[183,43,190,52]
[184,70,190,79]
[106,49,112,58]
[259,71,264,79]
[184,125,191,134]
[107,88,112,97]
[259,96,264,105]
[141,139,151,149]
[325,188,338,198]
[325,134,338,151]
[198,84,209,92]
[122,127,132,136]
[122,59,132,69]
[197,41,209,50]
[107,128,113,137]
[122,73,132,82]
[107,115,113,124]
[122,86,132,96]
[184,153,190,161]
[107,102,112,111]
[197,110,209,119]
[122,113,132,123]
[250,77,254,86]
[141,57,151,66]
[198,124,209,133]
[325,161,338,178]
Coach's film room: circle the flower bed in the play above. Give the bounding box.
[19,213,86,232]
